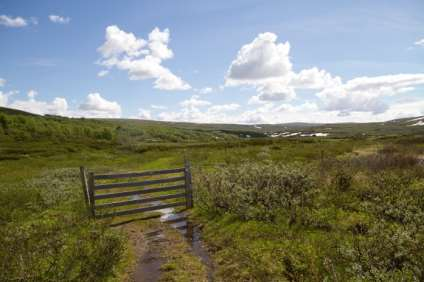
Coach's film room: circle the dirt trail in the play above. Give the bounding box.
[126,203,213,282]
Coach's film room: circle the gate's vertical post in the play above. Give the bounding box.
[88,172,96,218]
[184,158,193,208]
[79,166,90,211]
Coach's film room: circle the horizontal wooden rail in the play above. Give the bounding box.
[96,201,187,218]
[82,162,193,219]
[94,176,185,190]
[94,184,186,200]
[94,168,185,180]
[95,192,187,209]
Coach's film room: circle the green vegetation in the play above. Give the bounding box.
[194,143,424,281]
[1,107,424,281]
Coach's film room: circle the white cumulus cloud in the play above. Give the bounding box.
[97,70,109,77]
[226,32,292,84]
[316,73,424,115]
[198,87,213,94]
[151,105,167,110]
[78,93,121,118]
[180,95,211,108]
[48,15,71,24]
[9,93,68,116]
[138,108,152,120]
[0,15,28,27]
[0,92,8,106]
[414,38,424,47]
[227,32,424,115]
[98,25,190,91]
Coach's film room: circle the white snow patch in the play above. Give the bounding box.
[409,121,424,126]
[408,116,424,122]
[300,133,329,137]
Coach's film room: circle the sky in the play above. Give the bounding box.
[0,0,423,124]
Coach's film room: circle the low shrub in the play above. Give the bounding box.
[0,211,124,282]
[334,169,353,192]
[0,169,125,281]
[340,222,424,281]
[194,162,316,223]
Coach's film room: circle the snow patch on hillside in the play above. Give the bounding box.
[269,132,329,137]
[409,120,424,126]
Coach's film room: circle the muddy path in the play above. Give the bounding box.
[127,202,213,282]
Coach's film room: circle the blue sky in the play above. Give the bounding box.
[0,0,423,123]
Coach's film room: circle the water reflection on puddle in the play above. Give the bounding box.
[135,201,213,282]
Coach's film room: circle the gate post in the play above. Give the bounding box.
[184,159,193,208]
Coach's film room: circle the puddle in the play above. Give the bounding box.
[135,201,214,281]
[134,230,166,282]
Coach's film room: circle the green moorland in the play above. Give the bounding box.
[1,107,424,281]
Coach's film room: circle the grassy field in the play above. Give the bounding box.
[1,107,424,281]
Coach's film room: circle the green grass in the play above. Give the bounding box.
[1,107,424,281]
[192,142,424,281]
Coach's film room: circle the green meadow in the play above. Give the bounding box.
[1,107,424,281]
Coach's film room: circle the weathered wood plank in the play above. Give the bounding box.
[96,201,187,218]
[94,168,185,180]
[94,176,185,190]
[94,184,186,200]
[95,192,187,209]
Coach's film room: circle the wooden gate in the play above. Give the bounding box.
[79,161,193,218]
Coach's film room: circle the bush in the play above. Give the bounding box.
[334,169,353,192]
[351,146,419,171]
[341,222,424,281]
[194,162,316,223]
[0,169,125,281]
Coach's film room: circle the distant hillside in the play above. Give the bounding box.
[0,107,423,146]
[0,106,40,116]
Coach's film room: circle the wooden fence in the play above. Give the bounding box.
[79,160,193,218]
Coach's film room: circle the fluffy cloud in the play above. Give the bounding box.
[0,78,6,87]
[291,67,341,89]
[158,96,424,125]
[98,25,147,58]
[226,32,424,115]
[97,70,109,77]
[0,92,8,106]
[225,32,334,102]
[198,87,213,94]
[148,28,173,60]
[151,105,167,110]
[138,108,152,120]
[157,95,240,123]
[207,103,240,113]
[0,15,27,27]
[180,95,211,108]
[9,91,68,116]
[78,93,121,118]
[27,89,38,99]
[98,25,190,91]
[1,89,123,118]
[226,32,292,84]
[317,74,424,115]
[256,83,295,101]
[48,15,71,24]
[415,38,424,47]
